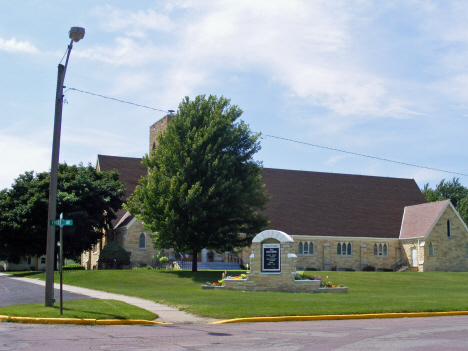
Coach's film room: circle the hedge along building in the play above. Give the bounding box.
[82,116,468,272]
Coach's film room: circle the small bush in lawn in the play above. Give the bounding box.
[345,268,355,272]
[63,264,85,271]
[99,241,131,268]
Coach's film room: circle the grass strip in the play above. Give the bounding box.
[0,299,157,320]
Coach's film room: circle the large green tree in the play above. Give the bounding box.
[422,178,468,225]
[0,163,125,263]
[125,95,268,271]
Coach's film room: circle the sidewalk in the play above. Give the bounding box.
[0,273,214,324]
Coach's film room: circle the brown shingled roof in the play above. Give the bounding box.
[97,155,147,200]
[261,168,426,239]
[97,155,427,239]
[97,155,147,226]
[399,200,450,239]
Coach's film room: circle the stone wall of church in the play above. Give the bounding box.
[149,114,173,152]
[291,236,400,271]
[415,207,467,272]
[123,220,159,268]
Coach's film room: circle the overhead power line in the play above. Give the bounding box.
[65,88,172,113]
[261,134,468,177]
[66,87,467,177]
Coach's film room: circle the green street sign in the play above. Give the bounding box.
[49,219,73,226]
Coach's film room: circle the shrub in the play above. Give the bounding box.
[99,241,131,268]
[63,264,85,271]
[345,268,355,272]
[362,265,376,271]
[159,256,169,263]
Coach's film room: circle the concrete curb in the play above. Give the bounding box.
[0,315,171,325]
[207,311,468,324]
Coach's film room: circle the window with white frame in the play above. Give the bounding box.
[297,241,314,255]
[428,242,434,257]
[337,242,352,256]
[373,243,389,257]
[139,233,146,249]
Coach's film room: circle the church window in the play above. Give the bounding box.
[447,220,452,238]
[429,242,434,257]
[337,242,352,256]
[297,241,314,255]
[139,233,146,249]
[373,243,388,257]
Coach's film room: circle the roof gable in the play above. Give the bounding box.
[399,200,450,239]
[400,200,468,239]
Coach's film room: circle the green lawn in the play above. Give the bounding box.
[7,270,468,319]
[0,299,157,320]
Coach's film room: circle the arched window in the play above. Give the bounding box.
[152,142,156,150]
[465,243,468,257]
[304,242,309,255]
[383,244,388,256]
[310,242,314,255]
[337,242,352,256]
[447,220,452,238]
[374,244,378,256]
[298,242,303,255]
[139,233,146,249]
[378,244,383,256]
[428,242,434,257]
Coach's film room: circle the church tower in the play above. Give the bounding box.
[149,114,173,153]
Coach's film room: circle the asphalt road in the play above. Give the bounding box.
[2,315,468,350]
[0,274,93,307]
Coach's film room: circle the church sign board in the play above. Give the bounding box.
[262,243,281,272]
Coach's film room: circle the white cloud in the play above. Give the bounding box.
[324,154,351,166]
[92,5,174,37]
[0,132,50,190]
[76,37,168,66]
[0,37,38,54]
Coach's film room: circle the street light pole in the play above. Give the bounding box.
[45,27,85,307]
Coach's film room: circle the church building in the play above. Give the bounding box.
[81,116,468,272]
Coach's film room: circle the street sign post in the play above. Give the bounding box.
[50,219,73,226]
[50,214,73,314]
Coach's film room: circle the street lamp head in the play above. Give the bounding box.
[69,27,85,42]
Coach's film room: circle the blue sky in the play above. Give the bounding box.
[1,1,468,190]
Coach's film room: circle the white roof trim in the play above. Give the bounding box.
[126,216,137,230]
[452,201,468,233]
[291,235,400,241]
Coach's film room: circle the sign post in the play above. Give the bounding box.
[50,214,73,315]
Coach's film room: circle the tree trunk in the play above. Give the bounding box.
[191,250,198,272]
